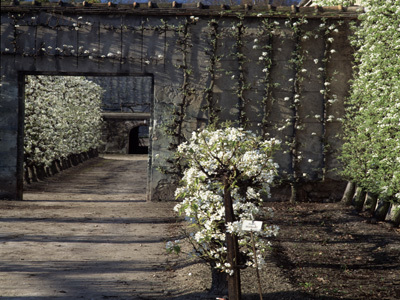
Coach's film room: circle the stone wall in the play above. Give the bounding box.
[100,114,149,154]
[87,76,152,113]
[86,76,152,154]
[0,3,361,200]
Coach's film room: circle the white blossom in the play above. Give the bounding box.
[24,76,104,168]
[172,127,280,274]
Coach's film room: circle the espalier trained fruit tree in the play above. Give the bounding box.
[167,126,280,295]
[24,76,104,172]
[314,0,400,223]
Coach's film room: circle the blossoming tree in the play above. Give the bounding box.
[169,126,280,296]
[24,75,104,175]
[314,0,400,224]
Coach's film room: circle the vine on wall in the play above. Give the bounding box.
[203,18,221,127]
[1,8,356,200]
[257,18,276,136]
[231,16,250,128]
[158,17,197,179]
[287,18,305,201]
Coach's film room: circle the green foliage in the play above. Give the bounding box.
[315,0,400,203]
[24,76,104,167]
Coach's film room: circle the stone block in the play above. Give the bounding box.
[13,56,34,72]
[78,25,100,58]
[44,56,78,72]
[0,172,17,200]
[142,28,165,62]
[300,60,325,93]
[265,91,296,123]
[326,60,352,97]
[14,25,36,56]
[0,109,18,130]
[0,131,18,166]
[92,58,126,74]
[243,91,264,124]
[216,28,238,59]
[99,27,121,60]
[213,90,239,122]
[296,124,324,180]
[272,32,296,62]
[1,22,14,53]
[243,61,265,88]
[297,92,325,122]
[0,76,18,109]
[325,121,344,155]
[215,57,240,75]
[186,93,208,122]
[57,26,78,57]
[36,11,60,28]
[270,60,296,93]
[118,59,144,74]
[76,57,108,73]
[263,126,293,175]
[122,27,142,62]
[242,27,267,55]
[329,33,354,61]
[300,21,326,61]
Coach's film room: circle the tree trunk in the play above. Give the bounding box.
[392,204,400,227]
[342,181,355,206]
[353,187,366,212]
[45,166,52,177]
[29,165,38,182]
[223,175,242,300]
[290,183,297,203]
[24,165,31,184]
[50,161,59,175]
[209,265,228,296]
[36,164,47,181]
[374,198,391,221]
[364,192,378,215]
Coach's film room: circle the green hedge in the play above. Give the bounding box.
[24,75,104,168]
[315,0,400,203]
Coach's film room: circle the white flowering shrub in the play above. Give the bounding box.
[169,127,280,275]
[24,75,104,167]
[314,1,400,203]
[312,0,357,5]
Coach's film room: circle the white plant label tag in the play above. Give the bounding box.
[242,220,263,232]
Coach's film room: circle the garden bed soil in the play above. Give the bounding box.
[166,202,400,300]
[0,155,399,299]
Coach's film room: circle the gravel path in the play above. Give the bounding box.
[0,155,177,299]
[0,155,310,300]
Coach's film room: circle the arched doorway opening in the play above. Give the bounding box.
[128,125,149,154]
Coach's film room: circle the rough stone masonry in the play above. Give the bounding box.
[0,2,361,201]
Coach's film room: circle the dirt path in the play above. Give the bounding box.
[4,155,395,300]
[0,155,178,299]
[0,155,310,300]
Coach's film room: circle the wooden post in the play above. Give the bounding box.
[223,175,242,300]
[250,231,263,300]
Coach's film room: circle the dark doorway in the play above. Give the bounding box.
[128,126,149,154]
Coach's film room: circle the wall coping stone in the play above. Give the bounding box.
[1,2,363,19]
[102,112,151,120]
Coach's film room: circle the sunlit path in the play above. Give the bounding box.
[0,155,177,299]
